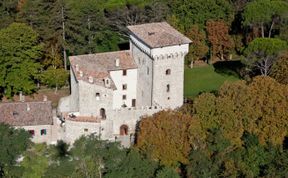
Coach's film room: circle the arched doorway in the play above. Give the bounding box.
[120,125,128,135]
[100,108,106,119]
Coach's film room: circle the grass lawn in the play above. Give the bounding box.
[184,65,240,99]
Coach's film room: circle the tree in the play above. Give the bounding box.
[0,124,31,177]
[185,25,209,67]
[206,20,233,61]
[0,23,43,98]
[243,0,288,38]
[136,110,205,167]
[270,51,288,84]
[168,0,234,30]
[0,0,18,29]
[243,38,287,76]
[41,67,68,93]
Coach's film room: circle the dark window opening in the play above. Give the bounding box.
[29,130,35,136]
[122,84,127,90]
[100,108,106,119]
[96,93,100,100]
[123,70,127,76]
[166,84,170,92]
[166,69,171,75]
[84,128,88,132]
[122,95,127,100]
[40,129,47,135]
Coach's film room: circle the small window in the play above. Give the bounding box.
[122,95,127,100]
[168,97,170,100]
[166,69,171,75]
[96,93,100,100]
[13,111,19,116]
[84,128,88,132]
[122,84,127,90]
[40,129,47,135]
[106,79,109,84]
[123,70,127,76]
[166,84,170,92]
[29,130,35,136]
[147,67,149,75]
[138,58,141,64]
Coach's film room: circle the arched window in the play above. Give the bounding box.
[120,125,129,135]
[100,108,106,119]
[166,84,170,92]
[166,69,171,75]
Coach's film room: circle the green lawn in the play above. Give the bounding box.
[184,65,240,98]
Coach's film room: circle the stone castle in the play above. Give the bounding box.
[0,22,191,145]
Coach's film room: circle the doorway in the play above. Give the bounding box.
[120,125,128,135]
[100,108,106,119]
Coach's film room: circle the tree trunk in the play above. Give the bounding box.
[261,23,265,38]
[55,84,58,94]
[268,21,274,38]
[62,6,67,70]
[190,58,194,68]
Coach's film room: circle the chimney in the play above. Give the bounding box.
[43,95,47,102]
[88,76,93,83]
[26,103,30,111]
[75,64,79,72]
[19,91,25,102]
[79,70,83,77]
[115,58,120,67]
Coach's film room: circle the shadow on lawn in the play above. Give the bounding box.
[213,60,244,78]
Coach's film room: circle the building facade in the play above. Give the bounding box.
[0,101,55,143]
[57,22,191,144]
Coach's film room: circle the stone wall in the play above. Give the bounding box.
[110,69,137,109]
[78,80,113,116]
[130,38,153,107]
[20,125,53,143]
[151,45,189,109]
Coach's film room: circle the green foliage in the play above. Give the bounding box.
[0,124,31,177]
[243,38,288,76]
[185,25,208,63]
[169,0,234,30]
[41,67,69,92]
[20,144,50,178]
[194,76,288,146]
[0,23,43,98]
[155,167,180,178]
[0,0,18,29]
[243,0,288,38]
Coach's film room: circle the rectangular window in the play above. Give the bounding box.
[122,84,127,90]
[40,129,47,135]
[84,128,88,132]
[122,95,127,100]
[29,130,35,136]
[123,70,127,76]
[167,84,170,92]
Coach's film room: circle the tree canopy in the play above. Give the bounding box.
[0,23,43,98]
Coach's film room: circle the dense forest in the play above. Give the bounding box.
[0,0,288,97]
[0,0,288,177]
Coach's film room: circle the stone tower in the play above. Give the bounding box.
[128,22,191,109]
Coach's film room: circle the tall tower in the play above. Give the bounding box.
[128,22,191,109]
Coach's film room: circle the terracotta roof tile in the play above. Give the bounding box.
[70,50,136,89]
[127,22,192,48]
[0,101,53,126]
